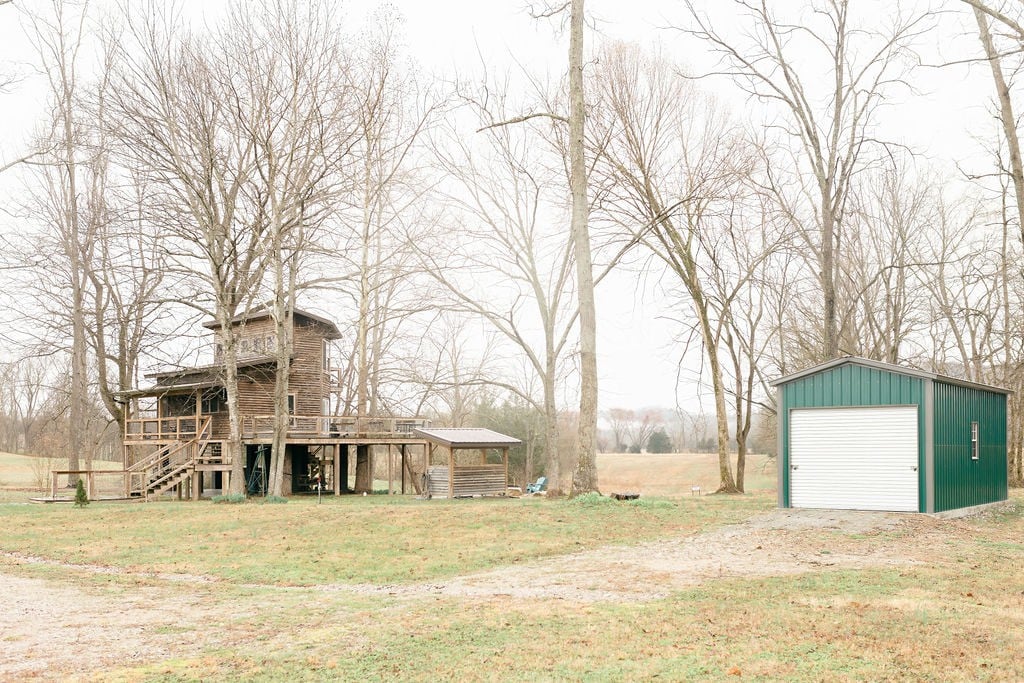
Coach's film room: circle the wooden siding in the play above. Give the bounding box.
[206,319,331,441]
[426,464,506,498]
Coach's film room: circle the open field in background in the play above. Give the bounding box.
[598,452,775,495]
[0,450,776,503]
[0,451,122,503]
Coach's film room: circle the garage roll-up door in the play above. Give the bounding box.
[790,406,919,512]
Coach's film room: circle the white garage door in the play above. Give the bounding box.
[790,406,919,512]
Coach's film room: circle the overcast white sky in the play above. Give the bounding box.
[0,0,999,413]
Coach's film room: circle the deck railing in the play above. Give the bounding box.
[125,413,428,442]
[125,416,207,442]
[242,414,430,439]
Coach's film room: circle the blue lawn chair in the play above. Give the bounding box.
[525,476,547,494]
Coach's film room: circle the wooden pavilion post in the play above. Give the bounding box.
[448,445,454,499]
[503,447,509,490]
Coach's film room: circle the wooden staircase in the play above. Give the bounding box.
[127,418,213,500]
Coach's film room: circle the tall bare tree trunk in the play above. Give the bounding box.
[568,0,599,495]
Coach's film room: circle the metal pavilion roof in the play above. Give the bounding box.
[413,427,522,449]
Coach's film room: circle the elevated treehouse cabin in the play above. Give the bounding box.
[119,308,433,500]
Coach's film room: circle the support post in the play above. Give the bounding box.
[400,444,407,494]
[387,444,393,495]
[333,444,340,496]
[448,446,454,499]
[355,444,371,493]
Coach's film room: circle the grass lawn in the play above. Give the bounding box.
[0,493,770,585]
[84,493,1021,682]
[1,453,1022,681]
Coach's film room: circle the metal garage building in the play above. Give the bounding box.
[773,357,1009,513]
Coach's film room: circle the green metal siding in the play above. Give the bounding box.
[780,364,925,511]
[932,381,1008,512]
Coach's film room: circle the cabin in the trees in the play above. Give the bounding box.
[119,307,435,500]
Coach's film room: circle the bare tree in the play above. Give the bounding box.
[19,0,96,484]
[220,0,357,497]
[106,3,268,494]
[593,43,782,492]
[681,0,932,360]
[423,88,578,491]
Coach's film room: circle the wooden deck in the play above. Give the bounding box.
[124,414,430,445]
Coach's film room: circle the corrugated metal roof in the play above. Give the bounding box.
[413,428,522,448]
[771,356,1012,395]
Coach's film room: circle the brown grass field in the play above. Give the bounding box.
[1,450,1023,682]
[598,451,776,495]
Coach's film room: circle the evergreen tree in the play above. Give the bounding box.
[74,479,89,507]
[647,428,673,454]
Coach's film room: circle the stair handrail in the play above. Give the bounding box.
[144,417,211,498]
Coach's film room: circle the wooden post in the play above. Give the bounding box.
[192,471,200,501]
[51,471,58,499]
[400,444,407,494]
[387,444,393,495]
[480,448,486,465]
[332,444,340,495]
[87,471,95,501]
[503,448,509,491]
[424,443,431,491]
[448,446,454,499]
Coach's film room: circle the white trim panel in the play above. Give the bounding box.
[790,406,919,512]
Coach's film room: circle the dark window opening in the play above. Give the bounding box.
[201,387,227,414]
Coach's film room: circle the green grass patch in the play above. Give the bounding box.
[0,493,768,586]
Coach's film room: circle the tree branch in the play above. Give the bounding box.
[476,111,567,133]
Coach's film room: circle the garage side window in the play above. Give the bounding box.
[971,421,979,460]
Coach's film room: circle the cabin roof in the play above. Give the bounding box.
[146,355,278,381]
[413,427,522,449]
[116,380,221,399]
[201,306,342,340]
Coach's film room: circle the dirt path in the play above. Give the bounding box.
[0,571,214,681]
[383,508,941,602]
[0,507,972,679]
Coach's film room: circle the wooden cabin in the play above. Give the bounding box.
[120,307,431,500]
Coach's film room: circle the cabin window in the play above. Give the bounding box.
[971,421,979,460]
[214,343,223,363]
[287,394,296,415]
[253,337,264,354]
[201,388,227,414]
[239,338,251,356]
[266,334,277,353]
[163,394,196,418]
[322,339,330,371]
